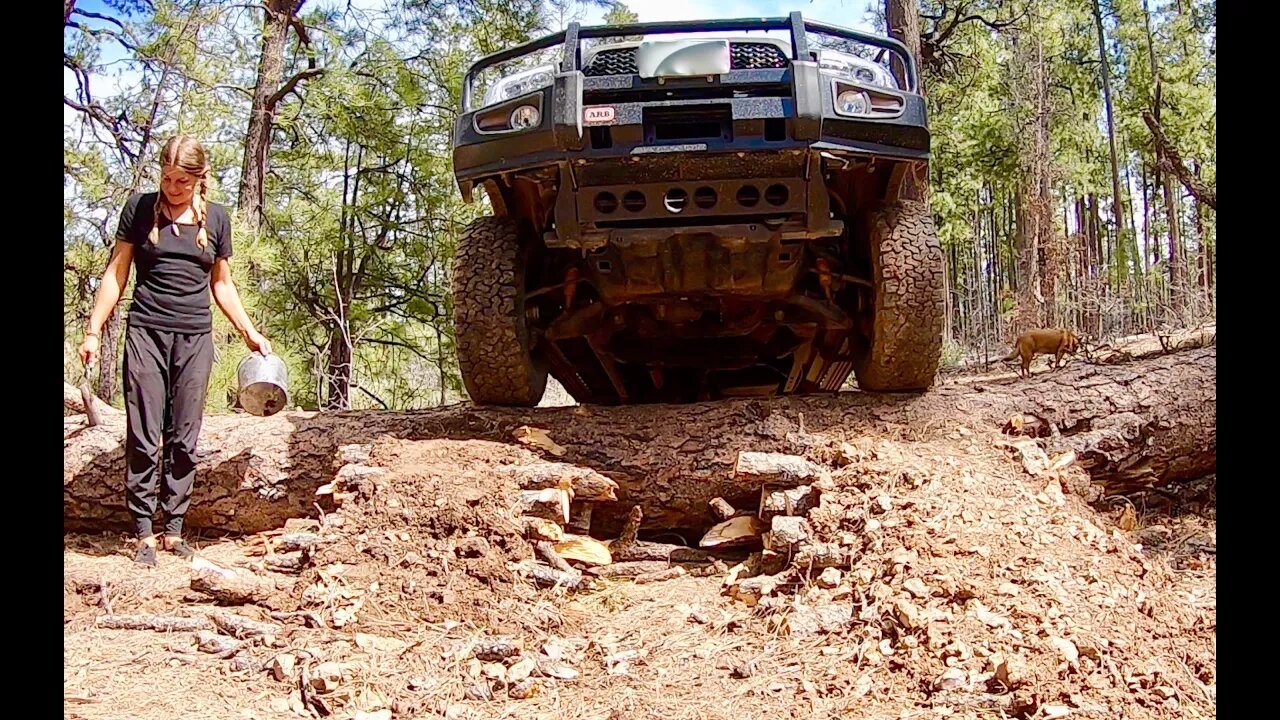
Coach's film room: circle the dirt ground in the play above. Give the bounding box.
[64,373,1216,720]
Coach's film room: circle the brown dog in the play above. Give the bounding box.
[1003,328,1080,377]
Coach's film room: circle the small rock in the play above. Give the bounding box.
[540,641,564,660]
[507,678,543,699]
[454,536,491,559]
[834,442,862,467]
[935,667,968,692]
[1042,705,1071,718]
[269,653,297,681]
[444,704,470,720]
[903,578,930,598]
[865,518,882,532]
[1050,637,1079,666]
[731,662,755,679]
[229,656,254,673]
[337,444,371,464]
[1153,686,1177,700]
[997,582,1020,596]
[481,663,506,681]
[355,632,409,654]
[464,658,482,679]
[734,575,782,606]
[353,711,392,720]
[875,495,892,513]
[537,660,579,680]
[783,603,853,636]
[310,662,344,693]
[894,599,923,630]
[464,683,493,701]
[957,427,972,437]
[507,657,537,683]
[817,568,842,588]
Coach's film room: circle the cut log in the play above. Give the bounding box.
[634,567,687,584]
[758,485,818,520]
[63,348,1215,533]
[501,463,619,501]
[733,452,830,487]
[700,516,764,549]
[96,615,213,633]
[190,569,277,605]
[514,562,588,590]
[264,552,308,574]
[586,561,672,578]
[552,534,612,566]
[708,497,738,521]
[472,636,523,662]
[609,541,713,563]
[512,488,571,525]
[521,517,564,543]
[792,543,850,569]
[533,541,576,574]
[211,613,282,639]
[764,516,812,552]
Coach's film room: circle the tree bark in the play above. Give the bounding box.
[239,0,315,232]
[65,348,1216,536]
[1091,0,1126,251]
[885,0,923,93]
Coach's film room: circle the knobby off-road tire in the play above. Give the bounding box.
[453,216,548,406]
[852,200,945,392]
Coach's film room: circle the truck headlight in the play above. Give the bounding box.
[817,49,897,90]
[482,64,556,108]
[835,89,871,116]
[510,104,541,130]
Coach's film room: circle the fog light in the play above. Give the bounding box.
[835,90,870,116]
[510,104,540,130]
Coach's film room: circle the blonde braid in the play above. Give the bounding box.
[147,194,164,244]
[194,177,210,251]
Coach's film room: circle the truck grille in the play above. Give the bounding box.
[583,42,790,77]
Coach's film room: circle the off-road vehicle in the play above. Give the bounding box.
[451,13,943,405]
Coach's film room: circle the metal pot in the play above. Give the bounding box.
[237,353,289,417]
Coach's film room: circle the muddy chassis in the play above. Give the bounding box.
[451,13,945,406]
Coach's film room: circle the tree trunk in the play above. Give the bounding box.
[239,0,306,232]
[1163,174,1182,316]
[1091,0,1126,260]
[884,0,923,94]
[64,347,1217,536]
[325,326,352,410]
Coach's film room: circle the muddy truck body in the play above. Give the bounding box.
[451,12,944,405]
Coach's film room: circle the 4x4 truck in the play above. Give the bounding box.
[451,12,944,405]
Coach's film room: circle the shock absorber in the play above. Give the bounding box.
[563,267,581,310]
[816,257,834,304]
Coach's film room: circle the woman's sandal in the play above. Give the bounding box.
[162,536,195,559]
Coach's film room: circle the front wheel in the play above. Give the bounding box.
[453,216,548,406]
[852,200,945,392]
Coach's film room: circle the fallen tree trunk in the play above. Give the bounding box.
[64,347,1216,535]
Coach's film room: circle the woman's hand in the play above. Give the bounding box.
[79,333,100,368]
[243,329,272,357]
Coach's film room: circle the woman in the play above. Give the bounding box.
[79,135,272,566]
